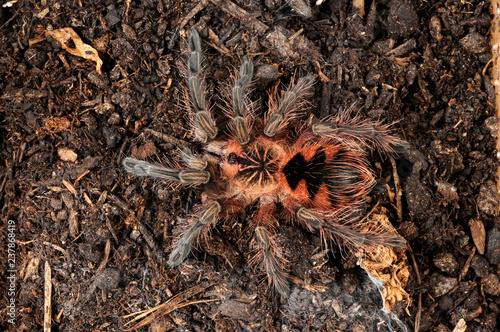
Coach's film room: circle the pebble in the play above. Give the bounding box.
[404,175,432,217]
[24,48,48,68]
[94,268,121,291]
[481,274,500,296]
[477,182,500,216]
[483,116,498,137]
[50,198,63,210]
[438,295,453,311]
[433,253,458,274]
[429,273,458,297]
[486,227,500,265]
[254,64,279,89]
[460,32,486,54]
[470,255,489,278]
[87,70,109,88]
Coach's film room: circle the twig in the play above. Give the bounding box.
[144,128,190,147]
[178,0,210,33]
[43,241,67,257]
[458,246,475,282]
[96,238,111,275]
[408,250,422,332]
[491,0,500,198]
[209,0,268,34]
[389,156,403,222]
[123,284,218,330]
[44,261,52,332]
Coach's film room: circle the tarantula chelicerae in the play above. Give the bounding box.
[123,30,407,298]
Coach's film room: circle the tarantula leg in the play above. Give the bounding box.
[311,112,409,154]
[264,74,315,137]
[168,201,221,267]
[232,59,254,145]
[187,30,218,142]
[180,147,208,170]
[253,226,290,298]
[296,207,407,248]
[122,157,210,184]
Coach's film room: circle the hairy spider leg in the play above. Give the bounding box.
[231,58,254,145]
[249,202,290,297]
[168,201,221,267]
[187,29,218,143]
[264,74,315,137]
[122,157,210,184]
[312,106,409,155]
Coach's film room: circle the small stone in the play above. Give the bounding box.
[460,32,486,54]
[56,210,68,221]
[457,232,470,248]
[471,255,489,278]
[405,175,432,217]
[254,64,279,89]
[371,39,395,55]
[477,182,500,216]
[486,228,500,265]
[433,253,458,274]
[108,112,122,125]
[87,70,109,88]
[365,70,382,87]
[481,274,500,296]
[24,48,48,68]
[218,299,253,319]
[104,9,121,27]
[130,229,141,240]
[483,117,498,137]
[429,273,458,297]
[103,126,121,148]
[288,0,312,19]
[438,295,453,311]
[94,268,121,290]
[387,0,419,39]
[50,199,63,210]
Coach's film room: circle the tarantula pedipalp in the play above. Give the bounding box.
[123,29,407,298]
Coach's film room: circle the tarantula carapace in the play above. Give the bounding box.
[123,30,407,298]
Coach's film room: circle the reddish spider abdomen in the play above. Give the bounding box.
[281,143,376,210]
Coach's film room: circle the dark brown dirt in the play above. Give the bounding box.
[1,0,499,331]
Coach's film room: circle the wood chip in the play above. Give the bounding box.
[469,218,486,255]
[44,261,52,332]
[452,318,466,332]
[62,179,78,196]
[68,210,79,238]
[58,147,78,162]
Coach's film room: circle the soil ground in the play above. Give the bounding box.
[1,0,500,331]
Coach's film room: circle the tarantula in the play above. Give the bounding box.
[123,29,407,298]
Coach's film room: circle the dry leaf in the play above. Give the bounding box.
[58,147,78,162]
[469,218,486,255]
[356,210,410,312]
[45,117,71,133]
[45,27,103,74]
